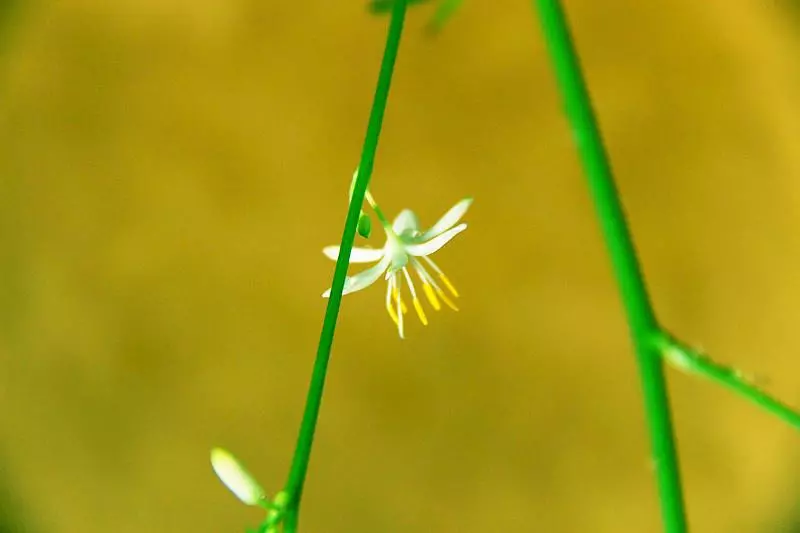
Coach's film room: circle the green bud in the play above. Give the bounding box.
[210,448,266,506]
[261,491,290,531]
[357,210,372,238]
[272,490,290,510]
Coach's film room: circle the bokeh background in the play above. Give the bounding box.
[2,1,800,531]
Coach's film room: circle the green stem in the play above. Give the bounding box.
[281,2,408,531]
[656,332,800,429]
[365,190,392,228]
[532,1,688,531]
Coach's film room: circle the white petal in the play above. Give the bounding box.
[406,224,467,257]
[322,255,391,297]
[420,198,472,241]
[392,209,420,235]
[322,245,384,263]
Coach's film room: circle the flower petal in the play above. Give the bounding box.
[322,245,385,263]
[322,255,391,297]
[420,198,472,241]
[392,209,421,235]
[406,223,467,257]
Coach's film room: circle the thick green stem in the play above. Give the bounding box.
[532,1,688,531]
[280,2,408,531]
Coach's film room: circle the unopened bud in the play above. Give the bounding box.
[357,210,372,238]
[210,448,266,506]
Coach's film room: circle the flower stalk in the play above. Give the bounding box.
[531,1,688,531]
[281,1,408,531]
[655,332,800,430]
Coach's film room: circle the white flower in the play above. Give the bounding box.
[323,198,472,338]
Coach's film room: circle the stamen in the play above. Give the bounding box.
[412,258,457,311]
[395,271,404,338]
[422,283,441,311]
[433,284,459,312]
[402,267,428,326]
[421,256,459,297]
[439,274,459,298]
[386,275,400,327]
[412,299,428,325]
[392,286,408,314]
[413,263,441,311]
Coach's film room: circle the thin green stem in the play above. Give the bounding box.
[656,332,800,429]
[280,2,408,531]
[532,1,688,531]
[365,190,392,228]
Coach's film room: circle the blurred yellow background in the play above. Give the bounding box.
[2,1,800,531]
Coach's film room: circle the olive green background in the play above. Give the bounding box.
[2,1,800,532]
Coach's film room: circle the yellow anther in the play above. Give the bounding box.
[392,286,408,314]
[422,283,441,311]
[386,300,400,326]
[435,286,459,311]
[439,274,459,298]
[412,298,428,325]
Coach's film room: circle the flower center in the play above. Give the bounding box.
[383,228,409,273]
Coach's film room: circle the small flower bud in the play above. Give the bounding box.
[210,448,266,506]
[357,210,372,238]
